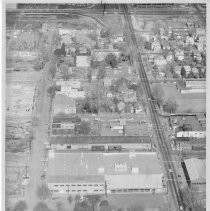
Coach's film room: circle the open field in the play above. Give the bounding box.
[151,83,206,113]
[107,193,170,211]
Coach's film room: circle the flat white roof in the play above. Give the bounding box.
[184,158,206,183]
[47,152,163,185]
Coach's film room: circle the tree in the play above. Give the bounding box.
[47,86,56,98]
[75,195,81,203]
[60,64,70,81]
[187,71,195,78]
[33,202,52,211]
[86,195,101,211]
[180,66,186,78]
[14,201,28,211]
[97,68,106,80]
[105,53,117,68]
[56,201,65,211]
[127,205,144,211]
[68,196,73,204]
[49,62,57,78]
[181,186,205,211]
[144,41,151,50]
[75,121,91,135]
[100,28,111,38]
[99,200,109,207]
[151,85,165,106]
[36,184,51,201]
[163,99,178,113]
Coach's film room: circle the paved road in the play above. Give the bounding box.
[24,63,52,210]
[122,4,184,211]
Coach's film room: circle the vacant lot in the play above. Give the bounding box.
[151,83,206,113]
[107,193,171,211]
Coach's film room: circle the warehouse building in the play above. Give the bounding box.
[183,158,206,186]
[47,151,164,195]
[49,136,153,151]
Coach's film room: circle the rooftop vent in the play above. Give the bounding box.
[98,167,105,174]
[114,162,127,171]
[131,167,139,174]
[129,152,136,158]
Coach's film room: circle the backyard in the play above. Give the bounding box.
[151,83,206,113]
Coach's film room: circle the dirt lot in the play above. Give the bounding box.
[151,83,206,113]
[107,193,171,211]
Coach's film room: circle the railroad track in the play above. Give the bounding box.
[7,8,193,16]
[122,4,184,211]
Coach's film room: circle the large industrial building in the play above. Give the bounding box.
[184,158,206,185]
[47,151,165,195]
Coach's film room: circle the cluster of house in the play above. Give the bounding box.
[145,22,206,79]
[170,114,206,151]
[52,79,86,136]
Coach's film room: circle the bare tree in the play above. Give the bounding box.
[163,99,178,113]
[14,200,28,211]
[36,184,51,201]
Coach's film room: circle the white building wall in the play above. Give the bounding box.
[176,131,206,138]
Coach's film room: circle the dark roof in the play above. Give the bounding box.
[52,129,74,135]
[50,136,151,145]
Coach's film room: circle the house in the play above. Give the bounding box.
[166,52,174,62]
[47,151,164,195]
[172,137,206,151]
[185,36,195,45]
[107,93,113,98]
[134,104,143,114]
[113,33,125,42]
[154,56,167,66]
[161,41,170,50]
[184,158,206,186]
[57,85,86,98]
[92,49,121,62]
[123,90,137,103]
[110,122,124,131]
[170,115,206,138]
[196,28,206,37]
[52,121,75,136]
[141,33,151,42]
[161,35,169,41]
[56,80,81,90]
[191,67,199,75]
[159,27,165,35]
[61,34,73,45]
[58,28,75,36]
[195,42,204,52]
[193,50,202,62]
[117,101,125,112]
[174,66,182,76]
[54,94,76,115]
[103,78,112,87]
[151,41,161,53]
[76,56,91,67]
[184,66,191,75]
[175,49,184,61]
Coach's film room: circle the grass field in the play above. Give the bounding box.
[151,83,206,113]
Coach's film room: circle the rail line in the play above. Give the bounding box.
[122,4,184,211]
